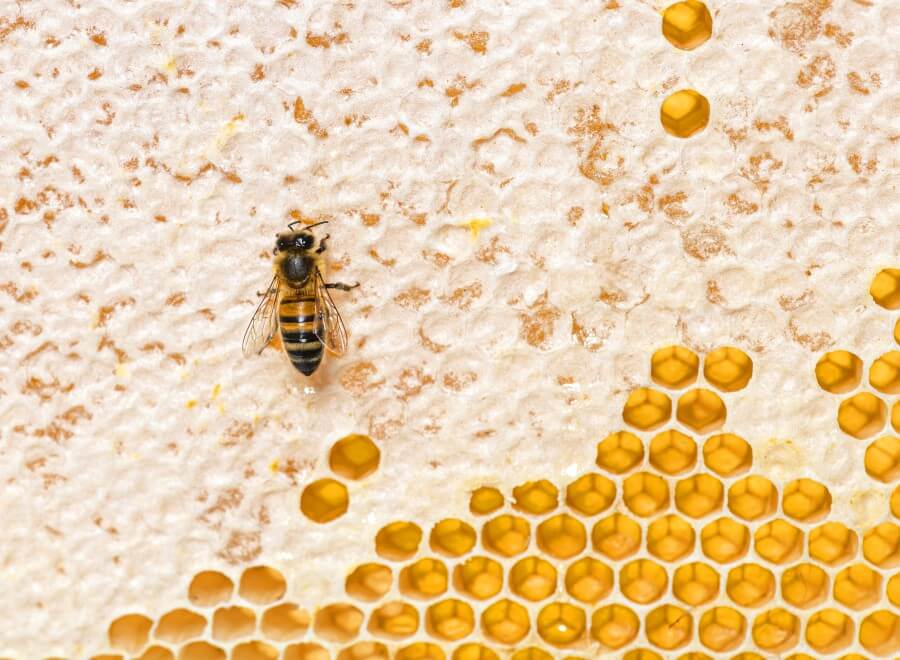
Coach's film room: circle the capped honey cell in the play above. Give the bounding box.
[728,475,777,521]
[726,563,774,607]
[239,565,286,604]
[622,387,672,431]
[650,345,699,389]
[314,603,363,643]
[482,514,530,557]
[863,522,899,568]
[212,606,256,642]
[865,435,900,482]
[623,472,670,517]
[806,609,854,654]
[454,556,503,600]
[783,478,832,522]
[188,571,234,607]
[672,562,719,605]
[662,0,712,50]
[781,563,829,608]
[596,431,644,473]
[513,479,559,514]
[536,602,587,647]
[698,606,746,652]
[301,478,349,523]
[108,614,153,654]
[675,473,723,518]
[701,517,749,563]
[375,521,423,561]
[704,346,753,392]
[426,599,475,641]
[400,558,448,599]
[815,350,863,394]
[646,514,695,561]
[752,608,800,653]
[346,563,392,601]
[660,89,710,138]
[645,604,693,650]
[870,268,900,309]
[329,434,380,480]
[565,473,615,515]
[469,487,504,515]
[833,563,882,610]
[809,522,858,565]
[565,557,613,603]
[430,519,477,557]
[649,429,697,474]
[536,513,586,559]
[592,513,642,559]
[590,604,639,649]
[838,391,887,439]
[754,519,803,564]
[509,556,557,601]
[368,601,419,638]
[480,599,529,645]
[620,559,668,604]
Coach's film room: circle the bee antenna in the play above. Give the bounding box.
[304,220,329,231]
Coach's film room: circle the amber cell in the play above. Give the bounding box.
[646,514,695,561]
[426,599,475,641]
[453,556,503,600]
[513,480,559,514]
[870,268,900,309]
[672,562,719,605]
[509,556,557,601]
[865,435,900,482]
[108,614,153,654]
[649,430,697,474]
[833,563,882,610]
[469,487,504,515]
[887,572,900,606]
[781,563,829,608]
[212,606,256,642]
[815,350,863,394]
[782,478,832,522]
[645,604,693,650]
[590,605,639,649]
[430,519,477,557]
[536,602,587,647]
[136,648,173,660]
[239,566,286,604]
[703,433,752,476]
[537,513,586,559]
[623,472,670,517]
[660,89,710,138]
[806,609,854,653]
[859,609,900,655]
[232,641,278,660]
[509,650,550,660]
[564,557,613,603]
[869,351,900,394]
[187,571,234,607]
[675,473,723,518]
[480,599,530,645]
[154,609,206,643]
[650,345,699,388]
[260,603,309,641]
[345,563,392,601]
[698,606,746,652]
[177,643,225,660]
[728,475,777,521]
[893,400,900,432]
[300,478,350,523]
[565,473,616,515]
[400,558,448,599]
[752,608,800,652]
[809,522,858,565]
[754,519,803,564]
[329,434,380,479]
[596,430,644,473]
[863,522,899,568]
[313,604,364,643]
[620,559,668,604]
[726,563,774,607]
[622,650,661,660]
[622,387,672,431]
[704,347,753,392]
[336,642,388,660]
[592,514,642,559]
[838,392,887,439]
[395,643,444,660]
[676,389,726,434]
[375,522,423,561]
[451,644,499,660]
[481,514,530,557]
[892,484,900,517]
[368,601,419,638]
[283,643,329,660]
[700,517,749,563]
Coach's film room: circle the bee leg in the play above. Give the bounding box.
[316,234,331,254]
[325,281,360,291]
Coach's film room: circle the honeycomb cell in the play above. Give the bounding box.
[726,563,775,607]
[782,479,832,522]
[154,609,206,643]
[430,519,477,557]
[590,605,639,649]
[427,599,475,641]
[212,606,256,642]
[660,89,709,138]
[565,473,616,515]
[188,571,233,607]
[314,604,364,643]
[622,651,661,660]
[537,603,587,647]
[565,557,613,603]
[806,609,854,654]
[649,429,697,474]
[283,645,329,660]
[345,563,392,601]
[863,522,899,568]
[838,392,887,439]
[676,389,726,434]
[596,430,644,473]
[870,351,900,394]
[368,601,419,638]
[672,562,719,605]
[509,556,557,601]
[675,474,723,518]
[329,434,380,480]
[833,563,882,610]
[893,484,900,517]
[650,345,699,389]
[896,318,900,344]
[698,606,746,652]
[731,655,764,660]
[704,347,753,392]
[754,519,803,564]
[395,643,444,660]
[108,614,153,654]
[239,566,286,604]
[177,643,225,660]
[482,514,530,557]
[336,642,388,660]
[480,599,530,645]
[870,268,900,309]
[894,401,900,432]
[622,387,672,431]
[647,514,695,561]
[232,642,278,660]
[728,475,777,521]
[536,513,586,559]
[509,650,551,660]
[453,556,502,600]
[137,648,174,660]
[513,480,559,514]
[301,478,349,523]
[592,514,642,559]
[645,604,693,650]
[260,603,309,641]
[400,558,448,599]
[375,522,423,561]
[703,433,752,476]
[888,573,900,606]
[623,472,670,517]
[752,608,800,652]
[700,517,749,563]
[865,435,900,482]
[815,350,864,394]
[859,609,900,655]
[620,559,668,604]
[451,645,499,660]
[781,563,829,608]
[469,487,504,515]
[809,522,858,565]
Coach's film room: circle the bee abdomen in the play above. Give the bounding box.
[279,297,322,376]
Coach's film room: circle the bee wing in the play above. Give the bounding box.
[314,269,350,356]
[242,274,280,357]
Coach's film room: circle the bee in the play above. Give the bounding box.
[243,221,358,375]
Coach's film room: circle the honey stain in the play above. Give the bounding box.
[461,217,492,241]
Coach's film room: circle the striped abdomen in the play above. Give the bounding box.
[279,291,322,376]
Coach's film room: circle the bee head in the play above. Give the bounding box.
[274,231,314,254]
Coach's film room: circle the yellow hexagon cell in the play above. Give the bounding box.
[838,392,887,439]
[375,521,423,561]
[537,602,587,647]
[480,599,530,645]
[703,433,752,476]
[833,563,882,610]
[698,606,746,652]
[623,650,662,660]
[676,655,711,660]
[781,563,829,609]
[888,572,900,607]
[752,608,800,652]
[509,556,557,601]
[863,522,899,568]
[704,346,753,392]
[592,513,642,559]
[622,387,672,431]
[469,487,504,515]
[212,606,256,642]
[701,517,749,563]
[481,514,530,557]
[596,430,644,473]
[859,609,900,655]
[368,601,419,639]
[426,599,474,642]
[565,473,616,516]
[809,522,858,565]
[649,429,697,474]
[313,603,364,643]
[336,642,388,660]
[154,608,206,643]
[893,484,900,517]
[108,614,153,654]
[512,479,559,514]
[672,562,719,606]
[894,400,900,432]
[239,566,286,605]
[261,603,310,642]
[676,389,726,434]
[782,478,832,522]
[815,350,863,394]
[754,519,803,565]
[646,604,693,650]
[565,557,613,603]
[453,556,503,600]
[329,434,380,480]
[620,559,668,604]
[537,513,587,559]
[451,644,499,660]
[283,644,329,660]
[870,268,900,309]
[430,518,477,557]
[865,435,900,482]
[806,609,853,654]
[870,351,900,394]
[731,655,764,660]
[726,563,774,608]
[675,473,723,518]
[728,475,777,521]
[590,605,639,649]
[395,643,444,660]
[509,649,550,660]
[400,558,448,599]
[178,642,225,660]
[136,648,174,660]
[623,472,670,517]
[301,478,349,523]
[188,571,233,607]
[345,563,392,601]
[647,514,695,561]
[651,345,700,389]
[662,0,712,50]
[660,89,709,138]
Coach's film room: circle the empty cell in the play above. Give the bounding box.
[375,522,423,561]
[335,642,388,660]
[700,517,749,563]
[400,558,448,599]
[620,559,668,604]
[454,556,503,600]
[703,347,753,392]
[426,598,474,641]
[211,606,255,642]
[728,475,777,521]
[646,514,695,561]
[260,603,310,641]
[726,563,774,607]
[231,641,278,660]
[645,604,692,650]
[838,392,887,439]
[805,609,854,655]
[622,387,672,431]
[863,522,899,568]
[675,473,723,518]
[698,606,746,652]
[283,644,329,660]
[623,472,669,517]
[300,478,349,523]
[564,557,613,603]
[395,643,444,660]
[480,599,529,645]
[649,430,697,474]
[590,604,639,650]
[781,563,829,609]
[154,609,206,643]
[833,564,882,610]
[451,645,498,660]
[239,566,286,605]
[469,487,504,515]
[592,513,642,559]
[481,514,530,557]
[815,350,863,394]
[367,600,419,638]
[345,563,392,601]
[536,513,586,559]
[650,345,699,389]
[703,433,752,476]
[509,556,557,601]
[513,479,559,514]
[329,434,380,479]
[672,562,719,606]
[177,642,225,660]
[108,614,153,654]
[865,435,900,482]
[662,0,712,50]
[430,519,477,557]
[782,479,831,522]
[754,519,803,564]
[596,430,644,474]
[313,603,364,643]
[676,389,726,434]
[869,351,900,394]
[660,89,709,138]
[870,268,900,310]
[187,571,233,607]
[752,608,800,653]
[859,610,900,655]
[565,473,615,515]
[809,522,858,565]
[536,602,586,647]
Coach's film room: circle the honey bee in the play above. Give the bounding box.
[243,221,358,375]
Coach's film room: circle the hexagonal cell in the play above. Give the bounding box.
[313,603,364,643]
[622,650,661,660]
[108,614,153,654]
[259,603,309,641]
[596,430,644,473]
[646,514,695,561]
[888,573,900,607]
[154,609,206,643]
[754,519,803,564]
[481,514,530,557]
[645,604,693,650]
[426,599,474,641]
[136,648,173,660]
[833,563,882,610]
[865,435,900,482]
[469,487,504,515]
[239,566,286,605]
[177,642,225,660]
[345,563,392,601]
[212,606,256,642]
[859,609,900,656]
[676,389,726,434]
[536,602,586,647]
[698,606,746,653]
[480,599,529,645]
[704,346,753,392]
[730,655,764,660]
[672,562,719,606]
[453,556,502,600]
[300,478,349,523]
[187,571,234,607]
[336,642,388,660]
[781,563,829,609]
[430,519,477,557]
[675,474,723,518]
[752,608,800,653]
[809,522,858,565]
[700,517,749,563]
[565,557,613,603]
[400,558,448,599]
[838,392,887,439]
[622,387,672,431]
[782,478,832,522]
[815,350,863,394]
[375,521,423,561]
[660,89,709,138]
[329,434,380,479]
[395,643,444,660]
[512,480,558,514]
[805,609,853,654]
[620,559,668,604]
[368,601,419,639]
[649,429,697,475]
[726,563,774,607]
[451,645,499,660]
[590,604,639,650]
[508,649,550,660]
[592,513,642,560]
[870,268,900,309]
[870,351,900,394]
[509,556,557,601]
[894,400,900,433]
[623,472,670,517]
[536,513,586,559]
[283,644,329,660]
[232,641,278,660]
[703,433,752,476]
[863,522,899,568]
[893,484,900,517]
[650,345,699,389]
[728,475,777,521]
[565,473,615,515]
